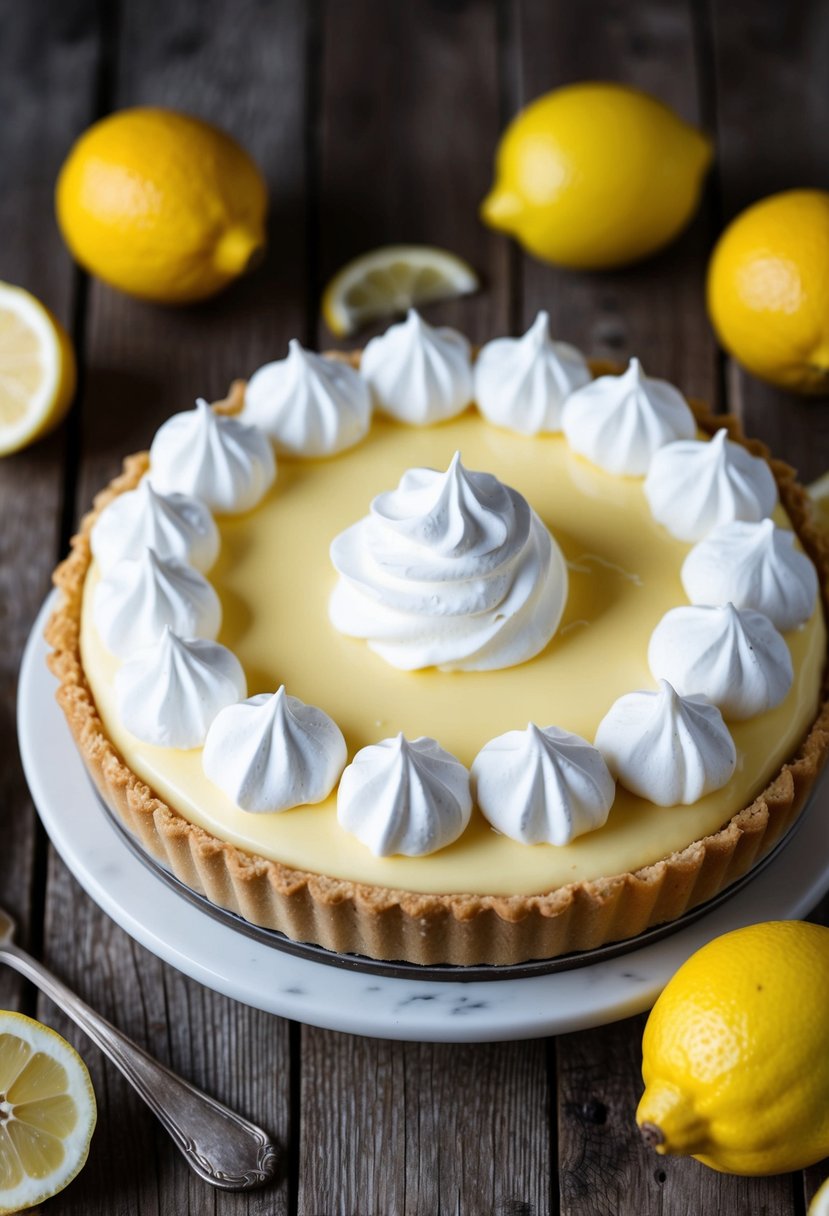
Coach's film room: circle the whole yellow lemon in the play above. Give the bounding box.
[481,82,712,270]
[637,921,829,1175]
[707,189,829,394]
[56,107,267,304]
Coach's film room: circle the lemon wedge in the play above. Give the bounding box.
[0,1011,96,1214]
[321,245,479,337]
[0,282,76,457]
[810,1177,829,1216]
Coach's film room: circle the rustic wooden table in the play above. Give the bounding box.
[3,0,829,1211]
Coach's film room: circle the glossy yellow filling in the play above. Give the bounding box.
[80,412,825,896]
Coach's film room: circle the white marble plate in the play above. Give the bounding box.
[19,594,829,1042]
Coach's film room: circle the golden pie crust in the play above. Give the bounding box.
[46,366,829,966]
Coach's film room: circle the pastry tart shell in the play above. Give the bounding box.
[45,369,829,966]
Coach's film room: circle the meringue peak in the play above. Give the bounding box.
[90,478,221,574]
[149,397,275,514]
[93,546,221,658]
[561,356,696,475]
[337,734,472,856]
[330,456,568,671]
[472,723,615,845]
[648,602,793,721]
[361,309,473,425]
[595,680,737,806]
[474,310,590,435]
[372,452,511,557]
[243,340,372,457]
[115,627,246,749]
[681,519,818,631]
[203,686,347,813]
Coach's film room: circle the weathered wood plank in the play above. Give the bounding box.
[314,0,510,351]
[40,1,311,1210]
[711,0,829,481]
[0,0,100,1010]
[300,1032,551,1216]
[300,3,549,1213]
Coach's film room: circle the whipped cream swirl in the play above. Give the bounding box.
[93,548,222,658]
[681,518,819,632]
[91,479,220,575]
[243,340,372,457]
[115,626,246,749]
[644,428,778,542]
[360,309,473,424]
[471,724,615,845]
[337,734,471,856]
[474,311,590,434]
[149,399,275,514]
[329,452,568,671]
[648,603,793,720]
[562,357,696,475]
[595,680,737,806]
[203,687,347,813]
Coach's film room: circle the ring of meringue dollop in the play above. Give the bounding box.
[66,347,826,890]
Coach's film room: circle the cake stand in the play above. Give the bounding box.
[18,594,829,1042]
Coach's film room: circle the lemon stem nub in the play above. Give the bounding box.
[637,1082,708,1157]
[640,1121,665,1151]
[214,226,264,277]
[480,189,522,231]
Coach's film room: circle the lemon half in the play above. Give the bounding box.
[322,245,479,337]
[0,282,76,457]
[0,1011,96,1214]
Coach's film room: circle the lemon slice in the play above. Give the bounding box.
[0,282,76,457]
[0,1011,96,1214]
[321,245,479,337]
[810,1178,829,1216]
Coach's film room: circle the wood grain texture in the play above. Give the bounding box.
[314,0,510,350]
[0,0,99,1010]
[301,3,550,1213]
[710,0,829,480]
[299,1032,551,1216]
[40,0,311,1210]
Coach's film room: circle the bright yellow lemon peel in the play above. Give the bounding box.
[0,282,75,457]
[708,189,829,395]
[637,921,829,1175]
[56,107,267,304]
[322,245,479,337]
[482,82,711,270]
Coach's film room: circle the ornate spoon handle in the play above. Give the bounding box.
[0,940,278,1190]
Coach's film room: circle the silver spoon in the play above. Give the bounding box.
[0,905,278,1191]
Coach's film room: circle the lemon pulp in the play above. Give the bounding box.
[0,1014,95,1214]
[80,412,824,895]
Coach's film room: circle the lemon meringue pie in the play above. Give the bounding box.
[47,313,829,966]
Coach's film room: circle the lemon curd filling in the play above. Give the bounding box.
[80,412,825,897]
